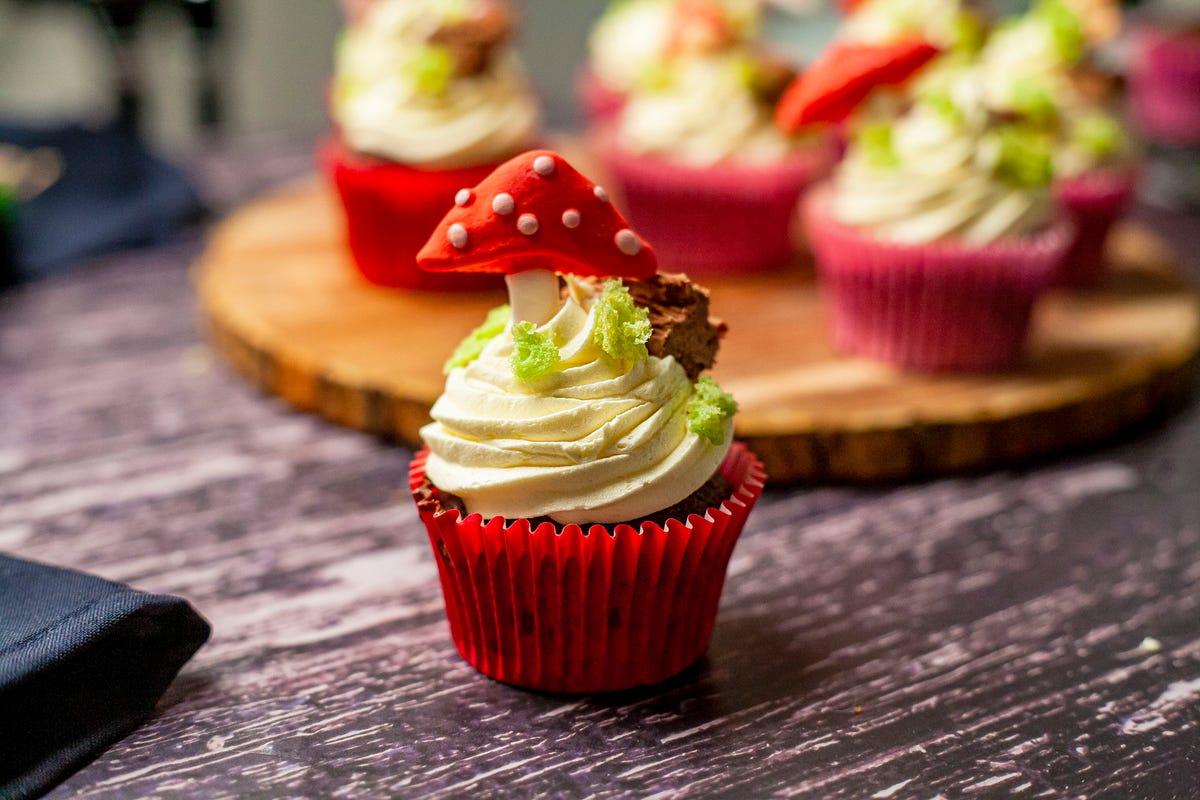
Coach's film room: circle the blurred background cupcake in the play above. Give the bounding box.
[578,0,761,124]
[781,1,1074,372]
[322,0,541,291]
[590,1,835,275]
[980,0,1138,288]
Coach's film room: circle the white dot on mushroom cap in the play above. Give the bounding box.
[533,155,556,176]
[562,209,581,228]
[448,223,468,249]
[492,192,515,215]
[594,185,609,202]
[454,189,472,207]
[517,214,539,235]
[615,229,641,255]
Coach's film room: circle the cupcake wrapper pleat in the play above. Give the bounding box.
[598,129,835,275]
[803,187,1073,372]
[411,443,765,694]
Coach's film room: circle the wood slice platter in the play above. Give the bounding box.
[196,177,1200,483]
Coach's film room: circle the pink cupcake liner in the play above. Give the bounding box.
[575,67,626,125]
[319,137,505,292]
[597,129,836,275]
[803,186,1073,372]
[1130,26,1200,145]
[411,443,765,694]
[1052,167,1139,287]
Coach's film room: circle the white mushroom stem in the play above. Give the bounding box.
[506,269,560,327]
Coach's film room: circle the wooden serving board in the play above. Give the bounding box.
[196,177,1200,483]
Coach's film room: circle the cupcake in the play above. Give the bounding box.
[594,25,835,275]
[579,0,761,123]
[777,19,1072,372]
[410,150,764,693]
[1130,22,1200,147]
[979,0,1137,286]
[322,0,540,291]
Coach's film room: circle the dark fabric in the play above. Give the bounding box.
[0,555,210,799]
[0,121,201,283]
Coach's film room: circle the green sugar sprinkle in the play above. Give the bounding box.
[591,279,652,363]
[687,376,738,446]
[1073,113,1124,158]
[444,304,510,374]
[1033,0,1085,64]
[1010,79,1058,126]
[993,125,1055,188]
[406,45,455,97]
[857,123,899,169]
[918,90,965,127]
[511,321,560,382]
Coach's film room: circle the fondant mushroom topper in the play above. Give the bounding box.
[417,149,657,326]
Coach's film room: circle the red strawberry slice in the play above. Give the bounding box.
[775,38,940,131]
[417,149,657,280]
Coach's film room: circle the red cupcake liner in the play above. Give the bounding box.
[1052,167,1138,288]
[411,442,765,694]
[1130,26,1200,146]
[803,186,1072,372]
[597,129,836,275]
[575,67,627,125]
[319,137,505,291]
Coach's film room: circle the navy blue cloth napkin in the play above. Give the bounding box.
[0,121,201,285]
[0,555,210,799]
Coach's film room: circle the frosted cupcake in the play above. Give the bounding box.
[322,0,540,290]
[579,0,761,123]
[410,150,764,693]
[780,44,1072,371]
[596,44,835,274]
[980,0,1136,286]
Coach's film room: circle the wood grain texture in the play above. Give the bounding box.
[195,178,1200,483]
[2,142,1199,798]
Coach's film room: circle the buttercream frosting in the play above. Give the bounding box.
[831,67,1053,245]
[420,279,733,524]
[333,0,538,168]
[617,54,797,166]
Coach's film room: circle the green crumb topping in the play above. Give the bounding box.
[1033,0,1085,64]
[1073,113,1124,159]
[951,12,987,55]
[591,279,652,363]
[637,60,674,92]
[511,321,560,382]
[993,125,1055,188]
[857,123,899,169]
[687,376,738,446]
[444,304,511,373]
[918,90,964,127]
[406,45,455,96]
[1010,79,1058,127]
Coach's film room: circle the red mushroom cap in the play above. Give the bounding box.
[417,150,657,280]
[775,38,941,132]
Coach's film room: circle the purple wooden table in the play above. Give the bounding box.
[3,140,1199,798]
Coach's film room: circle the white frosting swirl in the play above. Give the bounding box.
[831,69,1052,245]
[617,55,795,166]
[420,286,732,524]
[840,0,966,48]
[979,16,1072,114]
[333,0,538,168]
[589,0,676,93]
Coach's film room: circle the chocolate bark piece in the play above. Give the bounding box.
[571,273,725,378]
[629,273,726,379]
[430,0,513,77]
